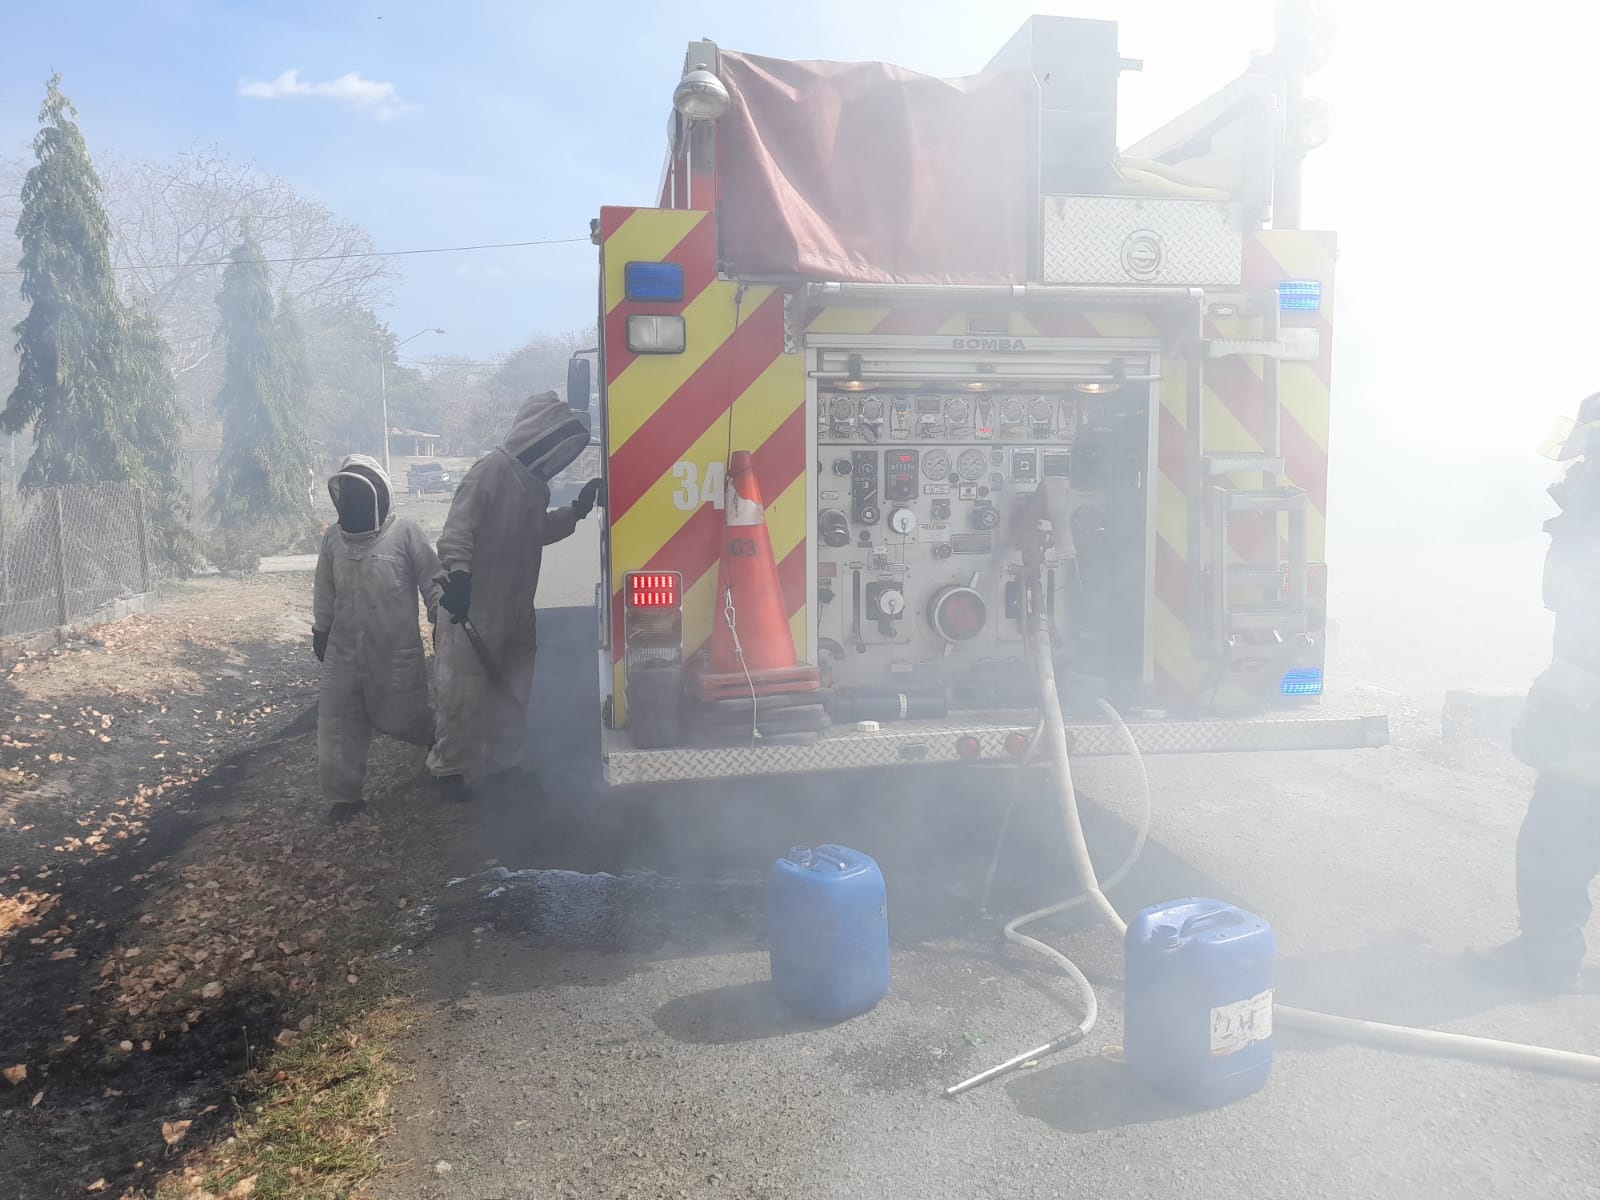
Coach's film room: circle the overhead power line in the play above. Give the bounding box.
[398,356,509,368]
[0,235,591,275]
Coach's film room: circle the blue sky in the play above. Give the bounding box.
[0,1,1283,360]
[2,0,1599,489]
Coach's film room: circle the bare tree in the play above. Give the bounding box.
[403,330,592,457]
[99,145,397,410]
[417,353,503,455]
[0,155,30,419]
[487,329,591,409]
[0,154,22,223]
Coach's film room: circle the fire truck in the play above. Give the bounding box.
[567,11,1386,787]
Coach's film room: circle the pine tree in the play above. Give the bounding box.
[119,303,196,564]
[0,76,191,558]
[210,227,313,534]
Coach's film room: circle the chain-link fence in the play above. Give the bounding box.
[0,482,153,639]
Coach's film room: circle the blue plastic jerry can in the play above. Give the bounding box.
[1124,898,1275,1107]
[767,845,889,1023]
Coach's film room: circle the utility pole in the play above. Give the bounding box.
[379,352,388,476]
[382,327,445,476]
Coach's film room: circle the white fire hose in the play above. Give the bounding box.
[946,569,1600,1097]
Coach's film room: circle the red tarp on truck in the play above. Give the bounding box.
[715,51,1035,284]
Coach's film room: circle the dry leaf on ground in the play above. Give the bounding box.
[2,1064,26,1085]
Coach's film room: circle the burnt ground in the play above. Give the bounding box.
[0,575,445,1199]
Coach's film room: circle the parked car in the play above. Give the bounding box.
[406,461,453,495]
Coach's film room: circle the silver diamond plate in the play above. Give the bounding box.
[1041,196,1244,286]
[601,714,1388,786]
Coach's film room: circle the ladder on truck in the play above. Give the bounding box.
[1195,298,1316,658]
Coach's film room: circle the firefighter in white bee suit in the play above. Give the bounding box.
[312,454,443,823]
[429,392,601,799]
[1467,393,1600,993]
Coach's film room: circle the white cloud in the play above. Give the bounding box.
[238,69,418,121]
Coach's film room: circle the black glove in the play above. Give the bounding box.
[439,571,472,624]
[312,628,329,663]
[573,477,604,519]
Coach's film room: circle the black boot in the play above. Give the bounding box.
[436,774,473,804]
[1463,937,1580,994]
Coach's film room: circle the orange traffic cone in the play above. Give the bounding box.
[692,451,820,703]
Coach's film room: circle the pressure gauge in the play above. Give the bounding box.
[943,396,970,427]
[889,507,917,535]
[921,449,952,480]
[1000,397,1025,425]
[829,396,854,422]
[1029,397,1053,425]
[957,448,987,481]
[859,395,884,422]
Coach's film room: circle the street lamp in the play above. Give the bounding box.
[381,326,445,475]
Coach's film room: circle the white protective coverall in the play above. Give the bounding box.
[427,393,589,778]
[313,455,443,805]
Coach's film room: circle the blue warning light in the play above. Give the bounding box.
[624,261,685,303]
[1280,666,1324,696]
[1277,280,1322,312]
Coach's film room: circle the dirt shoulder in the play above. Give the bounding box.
[0,574,448,1200]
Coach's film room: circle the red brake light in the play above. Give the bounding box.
[626,572,681,609]
[1005,732,1030,756]
[956,735,981,760]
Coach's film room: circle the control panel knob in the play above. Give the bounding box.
[889,507,917,535]
[971,506,1001,531]
[832,457,854,477]
[819,509,850,548]
[878,588,906,617]
[933,542,953,560]
[859,505,880,525]
[931,499,952,521]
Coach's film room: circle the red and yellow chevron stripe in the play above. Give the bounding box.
[600,207,806,723]
[600,205,1334,721]
[1151,229,1335,704]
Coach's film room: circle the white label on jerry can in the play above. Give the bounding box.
[1209,988,1273,1056]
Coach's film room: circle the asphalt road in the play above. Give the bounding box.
[376,524,1598,1200]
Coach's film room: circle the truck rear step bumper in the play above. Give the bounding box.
[599,712,1389,787]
